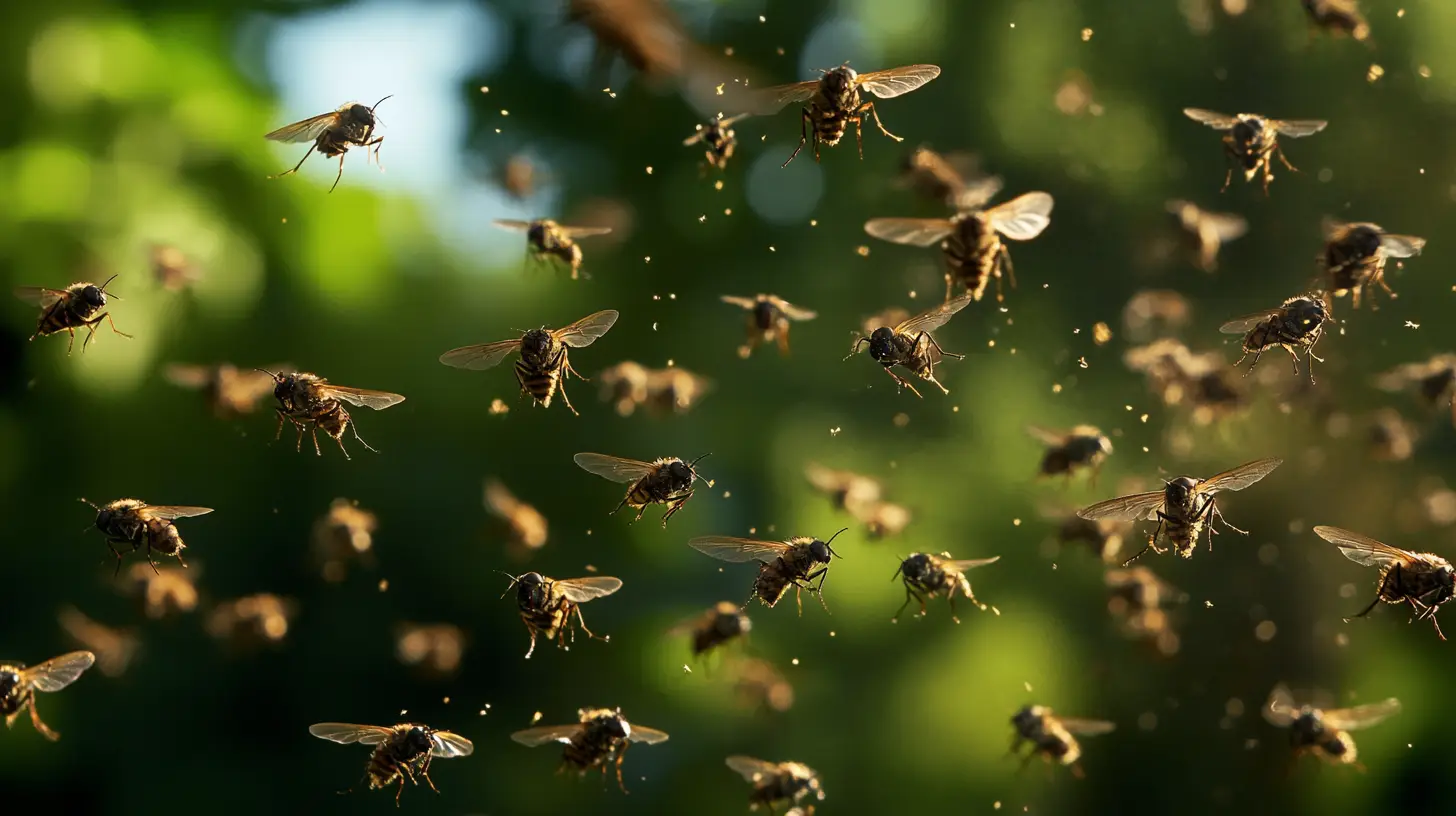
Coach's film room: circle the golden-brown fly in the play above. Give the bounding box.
[493,219,613,280]
[573,452,709,525]
[312,498,377,582]
[511,706,668,792]
[440,309,618,416]
[1166,200,1247,271]
[1304,0,1370,41]
[568,0,696,80]
[1365,408,1417,462]
[206,594,296,648]
[864,190,1053,302]
[725,756,825,813]
[164,363,279,419]
[751,63,941,166]
[1313,525,1454,640]
[263,370,406,459]
[668,600,752,658]
[1010,704,1115,775]
[849,294,973,397]
[896,145,1001,210]
[1263,684,1398,767]
[892,551,1000,622]
[720,294,818,358]
[15,276,130,354]
[1051,511,1131,563]
[1077,458,1282,564]
[502,571,622,658]
[1318,220,1425,308]
[1182,108,1327,193]
[804,460,888,514]
[58,607,137,678]
[265,96,390,193]
[1219,293,1331,381]
[395,623,466,676]
[82,498,213,575]
[127,563,199,619]
[734,658,795,713]
[683,113,749,171]
[596,361,712,417]
[310,721,473,804]
[1374,354,1456,427]
[1105,566,1182,656]
[854,500,913,540]
[0,651,95,741]
[501,153,538,200]
[1027,425,1113,486]
[1122,290,1192,341]
[1124,338,1249,423]
[690,530,846,614]
[484,478,549,555]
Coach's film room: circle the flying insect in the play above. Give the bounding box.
[511,707,668,793]
[1313,525,1454,640]
[573,452,710,525]
[309,722,472,804]
[1182,108,1327,193]
[440,309,618,416]
[265,96,391,192]
[849,294,973,397]
[0,651,95,741]
[690,530,847,613]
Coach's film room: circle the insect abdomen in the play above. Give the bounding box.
[515,360,563,406]
[944,218,1001,300]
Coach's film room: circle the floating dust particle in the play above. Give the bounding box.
[991,606,1001,616]
[652,322,658,331]
[698,215,706,223]
[1398,7,1406,15]
[443,697,451,704]
[715,83,725,95]
[531,711,543,725]
[500,109,509,116]
[1367,64,1385,83]
[1013,518,1022,526]
[830,427,842,436]
[749,527,757,535]
[645,256,651,263]
[723,490,731,498]
[856,246,870,256]
[1024,681,1033,692]
[646,166,653,175]
[669,293,677,300]
[1406,321,1420,329]
[1420,65,1432,78]
[1339,582,1357,598]
[400,709,408,717]
[585,564,598,573]
[494,128,501,134]
[281,217,287,224]
[488,399,509,415]
[995,804,1002,811]
[714,180,723,190]
[1092,322,1112,345]
[759,14,766,22]
[776,47,785,55]
[706,479,716,488]
[1140,414,1149,422]
[1255,620,1277,642]
[724,46,734,56]
[1125,405,1134,411]
[829,631,836,637]
[1335,632,1349,647]
[1142,446,1149,452]
[724,208,732,216]
[603,88,617,98]
[893,413,910,428]
[378,580,389,592]
[1081,27,1094,41]
[1078,357,1088,369]
[1204,600,1213,608]
[1072,327,1081,334]
[769,246,776,252]
[666,358,674,365]
[479,86,489,93]
[988,340,996,348]
[810,219,817,226]
[908,290,918,299]
[653,294,661,301]
[683,665,692,673]
[1139,711,1158,730]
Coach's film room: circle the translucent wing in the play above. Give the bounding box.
[720,295,758,310]
[1201,212,1249,241]
[573,453,658,483]
[768,297,817,321]
[1219,311,1276,334]
[1026,426,1071,446]
[557,226,614,239]
[323,385,406,410]
[510,723,582,746]
[690,536,793,563]
[863,218,955,247]
[1313,525,1414,568]
[308,723,397,746]
[951,175,1006,212]
[163,364,213,389]
[628,724,670,744]
[985,192,1054,241]
[894,293,974,336]
[554,309,620,348]
[1322,699,1402,731]
[14,287,67,308]
[944,556,1001,572]
[1058,717,1117,737]
[492,219,533,233]
[1379,234,1426,258]
[752,79,821,113]
[1197,457,1282,494]
[554,576,624,603]
[1183,108,1240,129]
[22,651,95,692]
[1077,491,1166,522]
[1263,684,1299,727]
[429,731,475,757]
[140,506,214,521]
[439,339,521,371]
[265,111,341,144]
[1270,119,1328,138]
[858,64,941,99]
[726,755,782,782]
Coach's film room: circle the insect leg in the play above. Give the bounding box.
[1219,143,1237,192]
[346,418,379,456]
[614,743,631,794]
[271,146,314,179]
[106,538,133,578]
[1346,565,1395,622]
[309,425,325,457]
[997,243,1017,301]
[776,323,792,356]
[1432,612,1447,641]
[943,272,956,303]
[852,112,865,160]
[883,365,924,398]
[781,107,812,168]
[661,492,691,526]
[1208,500,1248,536]
[363,136,385,172]
[861,101,903,142]
[63,326,78,355]
[419,758,439,793]
[919,329,966,362]
[573,603,605,642]
[892,584,921,622]
[1274,143,1300,174]
[28,699,59,741]
[328,152,347,194]
[524,628,538,659]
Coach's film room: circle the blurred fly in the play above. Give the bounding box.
[1264,685,1398,767]
[668,601,752,658]
[1313,525,1454,640]
[892,551,1000,623]
[164,363,279,419]
[395,623,466,676]
[1077,458,1283,564]
[1182,108,1327,193]
[1166,200,1248,271]
[683,113,749,171]
[1304,0,1370,41]
[725,756,825,813]
[1219,293,1330,382]
[439,309,619,416]
[126,563,199,619]
[511,706,668,792]
[690,530,847,614]
[265,96,390,193]
[1122,290,1192,342]
[596,361,712,417]
[502,572,622,658]
[1105,566,1182,656]
[58,608,137,678]
[720,294,818,358]
[206,593,296,648]
[484,478,549,555]
[1374,354,1456,426]
[264,371,405,459]
[1027,425,1113,486]
[1318,220,1425,308]
[310,722,472,804]
[1010,705,1115,775]
[82,498,213,575]
[573,452,710,526]
[494,219,613,280]
[849,294,973,397]
[16,276,130,354]
[311,498,377,582]
[897,146,1002,210]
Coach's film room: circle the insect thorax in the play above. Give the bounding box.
[519,330,558,367]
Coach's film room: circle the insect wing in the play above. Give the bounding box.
[894,293,974,336]
[510,723,582,747]
[944,556,1001,572]
[985,192,1054,241]
[1270,119,1328,138]
[770,297,818,321]
[1313,526,1414,569]
[690,536,793,564]
[309,722,397,745]
[429,730,475,757]
[1183,108,1239,129]
[163,364,213,389]
[324,385,407,410]
[140,505,214,521]
[492,219,534,233]
[863,218,955,247]
[557,226,614,239]
[1026,425,1071,447]
[1202,211,1249,241]
[14,287,67,308]
[1219,311,1277,335]
[748,79,820,115]
[440,339,521,371]
[627,724,670,745]
[857,64,941,99]
[265,111,341,144]
[726,755,782,782]
[554,309,620,348]
[573,452,659,483]
[1058,717,1116,737]
[720,295,759,310]
[1379,234,1426,258]
[951,175,1006,212]
[1197,457,1282,495]
[1321,699,1402,732]
[22,651,95,692]
[1077,491,1166,522]
[553,576,624,603]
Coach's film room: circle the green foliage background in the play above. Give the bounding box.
[2,0,1455,813]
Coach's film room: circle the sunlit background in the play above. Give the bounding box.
[3,0,1456,813]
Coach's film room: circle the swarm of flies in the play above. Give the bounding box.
[864,187,1053,302]
[1374,354,1456,425]
[310,721,473,804]
[725,756,825,813]
[1313,525,1454,640]
[0,651,95,741]
[683,113,748,172]
[1263,685,1399,767]
[573,452,710,525]
[595,361,711,417]
[484,478,549,555]
[1303,0,1371,41]
[1317,220,1425,308]
[263,370,405,459]
[502,571,622,658]
[1182,108,1327,193]
[1027,425,1113,486]
[1165,200,1247,271]
[164,363,281,419]
[440,309,618,416]
[266,97,390,192]
[690,529,847,614]
[83,498,213,575]
[493,219,613,280]
[720,294,818,358]
[1219,293,1331,381]
[891,551,1000,623]
[16,276,129,354]
[1009,704,1115,776]
[1077,458,1282,564]
[668,601,752,659]
[849,293,973,397]
[511,706,668,792]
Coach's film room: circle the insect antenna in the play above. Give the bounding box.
[497,571,523,599]
[823,527,850,558]
[97,274,122,298]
